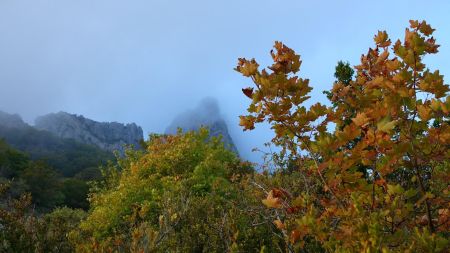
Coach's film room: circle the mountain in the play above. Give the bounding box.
[165,98,238,154]
[0,111,28,129]
[35,112,143,154]
[0,111,113,177]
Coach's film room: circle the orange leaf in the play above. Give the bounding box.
[352,112,370,127]
[273,219,285,230]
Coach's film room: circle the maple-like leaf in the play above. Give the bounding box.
[417,104,432,121]
[262,190,282,208]
[374,30,391,47]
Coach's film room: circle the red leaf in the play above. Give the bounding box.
[242,87,254,98]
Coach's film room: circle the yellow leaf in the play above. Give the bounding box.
[377,117,397,133]
[417,104,432,121]
[239,115,255,130]
[262,190,282,208]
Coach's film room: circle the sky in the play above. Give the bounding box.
[0,0,449,162]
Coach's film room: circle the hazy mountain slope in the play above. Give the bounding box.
[165,98,238,154]
[0,111,114,176]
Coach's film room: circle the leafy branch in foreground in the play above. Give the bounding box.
[236,20,449,252]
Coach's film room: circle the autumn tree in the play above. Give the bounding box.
[72,129,286,252]
[236,20,449,252]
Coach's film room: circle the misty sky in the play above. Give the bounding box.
[1,0,449,162]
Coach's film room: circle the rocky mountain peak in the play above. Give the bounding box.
[35,111,143,154]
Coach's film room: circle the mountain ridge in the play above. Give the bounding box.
[34,111,143,154]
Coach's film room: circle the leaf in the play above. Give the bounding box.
[242,87,254,98]
[262,190,282,208]
[239,115,255,130]
[236,58,259,77]
[386,58,401,71]
[352,112,370,127]
[290,230,301,244]
[409,20,420,29]
[273,219,285,230]
[377,117,397,133]
[387,184,404,195]
[417,104,432,121]
[374,30,391,47]
[430,99,442,111]
[418,20,435,36]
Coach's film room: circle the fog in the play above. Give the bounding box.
[1,0,449,162]
[165,97,223,134]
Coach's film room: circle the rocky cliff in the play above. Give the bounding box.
[35,112,143,154]
[165,98,238,154]
[0,111,29,129]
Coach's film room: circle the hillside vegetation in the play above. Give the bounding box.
[0,20,448,252]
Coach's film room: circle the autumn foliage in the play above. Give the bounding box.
[1,20,449,253]
[236,20,449,252]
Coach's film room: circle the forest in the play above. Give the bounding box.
[0,20,449,252]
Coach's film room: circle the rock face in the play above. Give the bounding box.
[0,111,29,129]
[35,112,143,154]
[165,98,238,154]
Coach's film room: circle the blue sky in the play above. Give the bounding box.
[0,0,449,162]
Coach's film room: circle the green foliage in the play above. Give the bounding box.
[334,60,354,85]
[73,129,285,252]
[0,125,113,177]
[1,139,98,211]
[61,178,90,210]
[21,161,65,210]
[0,139,29,178]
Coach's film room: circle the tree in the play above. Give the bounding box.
[235,20,449,252]
[72,130,285,252]
[0,139,29,179]
[61,178,90,210]
[21,161,64,210]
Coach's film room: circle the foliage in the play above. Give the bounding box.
[0,139,29,178]
[236,20,449,252]
[42,207,86,252]
[0,182,86,253]
[1,19,449,253]
[72,129,286,252]
[61,178,90,210]
[334,60,354,85]
[0,139,96,211]
[21,161,65,210]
